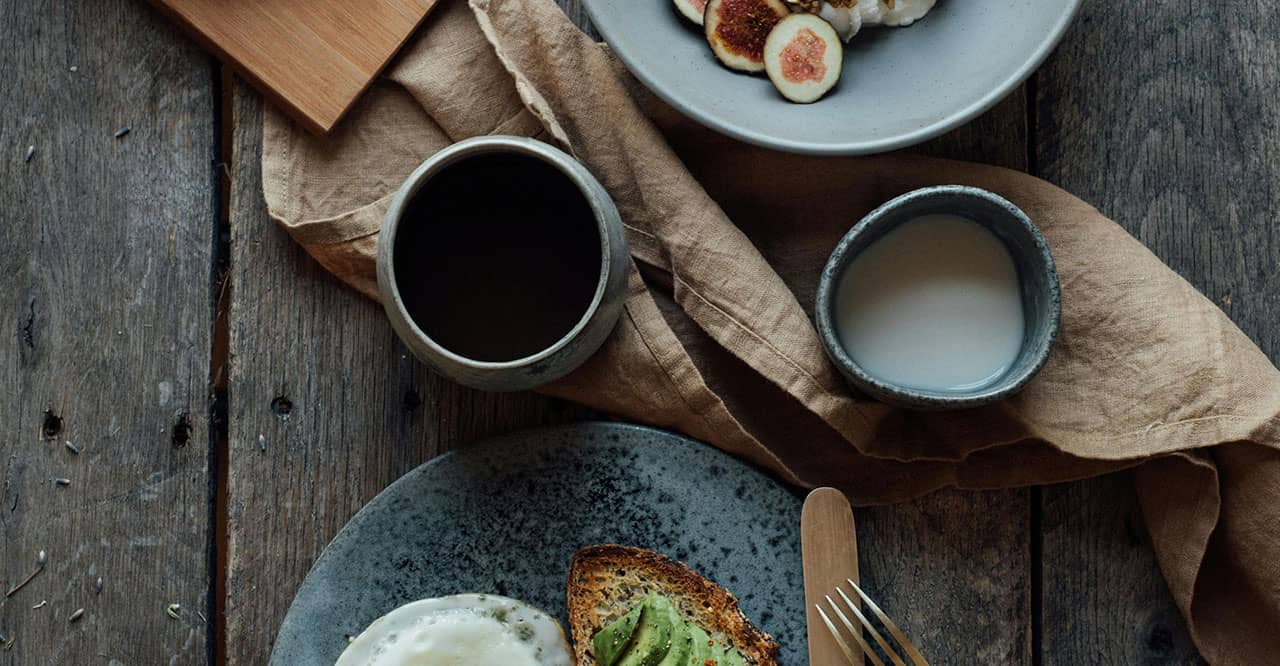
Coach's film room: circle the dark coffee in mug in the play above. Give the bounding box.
[392,152,603,363]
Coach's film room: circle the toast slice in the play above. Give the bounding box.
[567,545,780,666]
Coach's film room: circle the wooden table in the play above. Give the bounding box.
[2,0,1273,662]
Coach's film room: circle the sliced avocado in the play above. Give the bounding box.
[688,625,718,665]
[617,595,676,666]
[657,612,693,666]
[594,603,644,666]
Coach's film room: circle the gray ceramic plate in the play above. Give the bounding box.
[584,0,1081,155]
[270,423,805,664]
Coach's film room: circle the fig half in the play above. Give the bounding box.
[705,0,792,73]
[675,0,710,25]
[764,13,843,103]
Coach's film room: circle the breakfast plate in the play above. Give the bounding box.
[270,423,806,664]
[584,0,1082,155]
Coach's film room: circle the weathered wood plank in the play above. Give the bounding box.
[1035,0,1280,661]
[222,80,592,663]
[915,89,1029,172]
[858,489,1033,663]
[0,0,216,663]
[1040,477,1202,664]
[1037,0,1279,354]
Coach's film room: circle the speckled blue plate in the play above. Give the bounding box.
[270,423,805,664]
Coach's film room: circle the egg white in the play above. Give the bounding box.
[335,594,574,666]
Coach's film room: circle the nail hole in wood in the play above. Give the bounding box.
[270,396,293,417]
[171,413,192,448]
[41,410,62,439]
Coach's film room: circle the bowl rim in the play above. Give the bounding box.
[814,185,1061,408]
[376,136,617,371]
[584,0,1084,156]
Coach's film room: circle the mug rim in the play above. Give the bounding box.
[814,185,1061,409]
[377,136,616,370]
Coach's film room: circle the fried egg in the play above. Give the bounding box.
[335,595,574,666]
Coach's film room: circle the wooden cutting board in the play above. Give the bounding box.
[150,0,441,134]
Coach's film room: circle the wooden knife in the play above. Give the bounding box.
[802,487,861,666]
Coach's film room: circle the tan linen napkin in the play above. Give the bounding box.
[259,0,1280,661]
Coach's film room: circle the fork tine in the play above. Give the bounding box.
[816,605,863,665]
[835,587,905,666]
[847,579,930,666]
[824,595,885,666]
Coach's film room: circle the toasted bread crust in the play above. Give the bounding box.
[567,545,780,666]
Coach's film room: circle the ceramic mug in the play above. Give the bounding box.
[377,136,628,392]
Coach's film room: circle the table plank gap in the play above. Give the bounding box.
[212,61,237,666]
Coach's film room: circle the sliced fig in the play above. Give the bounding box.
[704,0,792,73]
[764,13,843,103]
[674,0,710,26]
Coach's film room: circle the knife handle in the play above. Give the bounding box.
[802,487,861,666]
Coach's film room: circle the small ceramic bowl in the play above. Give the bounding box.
[815,185,1061,410]
[376,136,629,392]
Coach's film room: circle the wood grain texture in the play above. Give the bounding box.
[222,80,593,664]
[1035,0,1280,661]
[148,0,439,134]
[857,489,1032,664]
[915,89,1029,171]
[0,0,216,663]
[1040,477,1202,664]
[802,488,861,666]
[1036,1,1279,356]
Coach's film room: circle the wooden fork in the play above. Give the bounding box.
[815,578,929,666]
